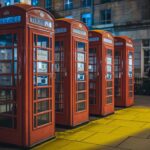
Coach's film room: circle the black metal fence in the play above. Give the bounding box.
[135,77,150,95]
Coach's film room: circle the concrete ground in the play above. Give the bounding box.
[33,95,150,150]
[0,95,150,150]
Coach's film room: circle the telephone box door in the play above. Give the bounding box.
[104,47,114,114]
[114,49,123,103]
[89,45,100,114]
[73,38,89,125]
[128,50,134,105]
[55,37,70,125]
[29,28,55,144]
[0,30,23,144]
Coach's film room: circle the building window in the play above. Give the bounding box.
[31,0,39,6]
[100,9,111,24]
[14,0,20,3]
[4,0,11,6]
[81,0,91,7]
[81,13,92,27]
[143,39,150,77]
[45,0,52,10]
[101,0,112,4]
[64,0,73,10]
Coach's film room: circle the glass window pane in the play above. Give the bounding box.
[55,63,60,72]
[0,76,12,86]
[64,0,73,10]
[128,52,133,78]
[34,62,36,73]
[37,101,49,112]
[37,88,49,99]
[77,73,85,81]
[81,13,92,27]
[14,62,17,74]
[0,62,12,74]
[14,48,17,60]
[0,89,13,101]
[13,34,18,47]
[37,62,48,73]
[89,82,96,89]
[77,102,85,111]
[107,81,112,87]
[107,96,112,104]
[37,49,48,61]
[34,89,36,100]
[0,49,12,60]
[77,63,85,71]
[37,35,49,48]
[77,52,85,62]
[107,89,112,96]
[77,92,85,101]
[78,83,85,91]
[14,75,17,86]
[106,73,112,80]
[0,103,16,115]
[0,34,12,47]
[37,113,49,126]
[37,76,48,86]
[77,42,85,51]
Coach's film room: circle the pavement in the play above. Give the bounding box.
[32,95,150,150]
[1,95,150,150]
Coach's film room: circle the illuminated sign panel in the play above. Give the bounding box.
[55,28,67,34]
[73,28,87,36]
[126,43,133,48]
[89,37,99,42]
[0,16,21,25]
[103,38,113,44]
[115,42,124,46]
[30,16,52,28]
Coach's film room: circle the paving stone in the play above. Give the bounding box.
[60,130,96,141]
[33,139,71,150]
[118,137,150,150]
[83,132,128,147]
[107,119,146,128]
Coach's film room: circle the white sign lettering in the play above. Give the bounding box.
[103,38,113,44]
[30,16,52,28]
[73,28,87,36]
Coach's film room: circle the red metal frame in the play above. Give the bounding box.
[0,4,55,147]
[55,18,89,127]
[114,36,134,107]
[89,30,114,116]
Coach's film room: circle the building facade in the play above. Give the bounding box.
[0,0,150,78]
[49,0,150,78]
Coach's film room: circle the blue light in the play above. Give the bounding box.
[5,0,11,6]
[0,16,21,25]
[32,0,39,6]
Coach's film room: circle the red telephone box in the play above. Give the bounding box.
[55,18,89,127]
[0,4,55,147]
[89,30,114,116]
[114,36,134,107]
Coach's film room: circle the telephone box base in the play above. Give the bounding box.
[56,121,89,129]
[0,136,56,149]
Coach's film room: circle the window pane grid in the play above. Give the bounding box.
[114,50,121,97]
[55,41,64,112]
[0,33,18,129]
[106,49,113,104]
[33,34,52,128]
[89,48,97,105]
[76,42,87,112]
